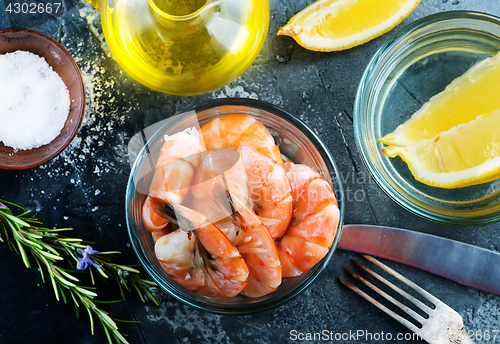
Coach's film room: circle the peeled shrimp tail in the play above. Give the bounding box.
[277,162,340,278]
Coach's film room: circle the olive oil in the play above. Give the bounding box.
[153,0,207,16]
[100,0,270,95]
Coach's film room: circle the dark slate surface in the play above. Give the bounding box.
[1,1,500,343]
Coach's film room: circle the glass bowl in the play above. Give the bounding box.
[354,11,500,225]
[0,28,86,170]
[125,98,344,314]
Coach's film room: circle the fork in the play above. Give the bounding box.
[339,255,474,344]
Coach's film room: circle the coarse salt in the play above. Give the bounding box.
[0,50,71,150]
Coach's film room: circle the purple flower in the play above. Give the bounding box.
[76,245,100,270]
[0,202,7,210]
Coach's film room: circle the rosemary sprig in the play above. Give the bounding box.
[0,199,160,344]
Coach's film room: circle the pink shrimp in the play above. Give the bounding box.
[143,198,169,232]
[190,148,247,225]
[189,149,283,297]
[230,196,282,297]
[277,161,340,278]
[239,146,292,239]
[152,201,249,297]
[142,128,206,233]
[191,146,292,240]
[200,114,284,167]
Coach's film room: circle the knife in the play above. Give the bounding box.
[337,224,500,296]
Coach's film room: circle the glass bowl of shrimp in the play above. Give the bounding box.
[125,98,345,314]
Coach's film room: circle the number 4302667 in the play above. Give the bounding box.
[5,2,62,14]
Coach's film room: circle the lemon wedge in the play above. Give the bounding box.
[381,52,500,146]
[383,110,500,189]
[277,0,421,52]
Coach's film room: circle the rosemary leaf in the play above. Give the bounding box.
[74,286,98,298]
[53,273,77,288]
[70,289,80,309]
[38,249,64,261]
[38,227,74,232]
[50,274,60,301]
[96,266,109,279]
[59,284,68,304]
[90,267,96,285]
[86,306,95,335]
[99,311,119,330]
[56,267,80,282]
[15,239,30,268]
[96,251,122,255]
[38,240,61,256]
[57,238,84,243]
[20,229,44,240]
[116,275,126,300]
[112,328,129,343]
[94,299,123,304]
[2,212,30,227]
[102,323,113,344]
[135,285,146,303]
[116,265,141,273]
[35,257,46,284]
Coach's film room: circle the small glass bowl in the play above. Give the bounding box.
[354,11,500,225]
[125,98,344,314]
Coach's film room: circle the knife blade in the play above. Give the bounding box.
[337,224,500,295]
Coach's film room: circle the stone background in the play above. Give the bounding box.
[1,0,500,343]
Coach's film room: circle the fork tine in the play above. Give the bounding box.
[344,267,426,324]
[338,277,421,334]
[362,255,442,306]
[351,259,432,314]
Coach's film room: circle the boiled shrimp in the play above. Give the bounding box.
[153,201,249,297]
[239,146,292,239]
[200,114,284,166]
[190,149,283,297]
[143,197,169,233]
[142,128,206,232]
[231,196,282,298]
[277,162,340,278]
[191,146,292,240]
[190,147,248,225]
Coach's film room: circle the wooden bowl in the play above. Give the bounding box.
[0,28,85,170]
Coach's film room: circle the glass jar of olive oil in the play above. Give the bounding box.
[93,0,269,95]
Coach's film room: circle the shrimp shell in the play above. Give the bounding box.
[239,146,292,239]
[192,146,292,239]
[155,204,249,297]
[277,162,340,278]
[190,149,284,297]
[143,128,206,232]
[200,114,284,166]
[231,196,282,298]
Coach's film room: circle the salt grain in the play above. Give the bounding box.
[0,50,70,150]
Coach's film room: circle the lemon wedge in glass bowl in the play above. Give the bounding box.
[354,11,500,224]
[381,51,500,147]
[383,110,500,189]
[278,0,421,52]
